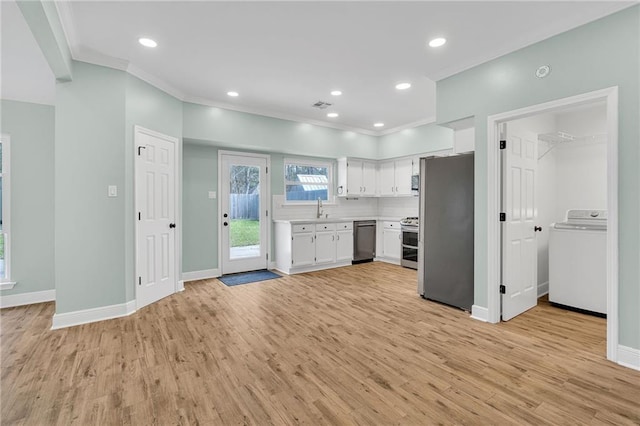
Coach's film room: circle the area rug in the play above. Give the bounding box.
[218,270,281,286]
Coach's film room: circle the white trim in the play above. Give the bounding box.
[486,86,619,362]
[274,259,353,276]
[182,268,220,282]
[177,280,185,292]
[184,95,379,137]
[0,289,55,309]
[127,63,185,101]
[75,47,129,72]
[1,134,11,283]
[537,281,549,297]
[268,261,277,270]
[374,257,401,266]
[376,116,437,136]
[283,157,334,204]
[134,126,181,311]
[218,150,271,276]
[0,282,16,290]
[53,1,79,58]
[617,345,640,371]
[51,300,136,330]
[470,305,489,322]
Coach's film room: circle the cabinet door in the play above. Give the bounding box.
[361,161,377,195]
[383,229,401,260]
[394,158,414,195]
[315,231,336,264]
[292,232,315,267]
[378,161,396,196]
[346,160,363,195]
[336,230,353,261]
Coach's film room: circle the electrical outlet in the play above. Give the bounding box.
[108,185,118,197]
[208,191,216,199]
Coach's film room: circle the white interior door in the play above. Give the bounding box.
[501,124,538,321]
[220,153,269,274]
[135,127,178,309]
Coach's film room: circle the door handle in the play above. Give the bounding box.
[223,213,228,218]
[169,223,176,229]
[223,222,228,226]
[534,226,542,232]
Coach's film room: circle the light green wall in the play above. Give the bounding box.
[0,100,55,296]
[183,143,218,272]
[55,61,127,313]
[437,6,640,349]
[377,123,453,158]
[183,102,379,159]
[125,74,183,301]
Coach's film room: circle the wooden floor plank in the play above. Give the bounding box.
[2,262,639,424]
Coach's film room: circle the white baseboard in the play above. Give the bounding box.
[617,345,640,371]
[177,280,185,292]
[51,300,136,330]
[182,268,219,282]
[0,289,56,308]
[470,305,489,322]
[268,261,277,270]
[374,257,401,266]
[537,281,549,297]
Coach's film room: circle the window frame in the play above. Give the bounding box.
[0,134,13,286]
[283,158,334,204]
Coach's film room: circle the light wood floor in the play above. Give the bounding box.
[2,262,639,425]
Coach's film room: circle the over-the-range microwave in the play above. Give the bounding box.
[411,174,419,193]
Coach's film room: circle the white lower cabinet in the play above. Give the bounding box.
[292,232,315,267]
[379,221,401,263]
[275,221,353,274]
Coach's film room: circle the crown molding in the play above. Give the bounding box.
[183,95,380,137]
[126,63,186,100]
[377,116,437,136]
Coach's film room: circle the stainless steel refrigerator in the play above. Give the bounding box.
[417,154,474,311]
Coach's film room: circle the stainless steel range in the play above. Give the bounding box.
[400,217,419,269]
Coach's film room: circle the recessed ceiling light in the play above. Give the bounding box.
[374,123,385,128]
[138,38,157,48]
[227,91,239,97]
[327,112,339,118]
[331,90,342,96]
[395,82,411,90]
[428,37,447,48]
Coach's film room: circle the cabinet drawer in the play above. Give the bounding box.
[292,224,314,233]
[315,223,336,232]
[383,221,400,229]
[336,222,353,231]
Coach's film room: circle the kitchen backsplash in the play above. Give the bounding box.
[272,194,418,220]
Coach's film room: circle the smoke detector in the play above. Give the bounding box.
[312,101,332,110]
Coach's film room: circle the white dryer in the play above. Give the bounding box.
[549,209,607,315]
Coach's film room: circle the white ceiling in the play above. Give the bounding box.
[4,1,633,134]
[1,0,56,105]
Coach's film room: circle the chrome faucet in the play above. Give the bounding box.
[316,197,323,219]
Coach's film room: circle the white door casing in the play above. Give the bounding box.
[486,86,618,363]
[501,126,538,321]
[219,152,269,274]
[135,127,178,310]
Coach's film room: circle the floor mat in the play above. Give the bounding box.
[218,270,281,286]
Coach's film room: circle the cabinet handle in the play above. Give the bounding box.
[396,186,398,192]
[363,186,366,192]
[332,235,335,241]
[311,236,314,243]
[337,235,340,240]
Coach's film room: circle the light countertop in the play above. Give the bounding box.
[273,217,402,224]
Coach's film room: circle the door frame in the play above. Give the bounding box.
[486,86,619,362]
[134,125,181,309]
[217,150,271,275]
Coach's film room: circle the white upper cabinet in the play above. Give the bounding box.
[376,158,414,197]
[337,158,377,197]
[378,160,395,196]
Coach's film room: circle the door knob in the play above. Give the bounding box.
[223,213,228,218]
[223,222,228,226]
[169,223,176,229]
[534,226,542,232]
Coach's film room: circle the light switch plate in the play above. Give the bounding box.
[208,191,216,199]
[108,185,118,197]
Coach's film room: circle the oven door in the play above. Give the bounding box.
[401,228,418,269]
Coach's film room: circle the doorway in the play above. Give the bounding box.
[486,87,619,362]
[219,151,270,275]
[134,126,180,310]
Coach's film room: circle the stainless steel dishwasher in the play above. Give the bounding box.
[353,220,376,263]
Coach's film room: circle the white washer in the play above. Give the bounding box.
[549,209,607,315]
